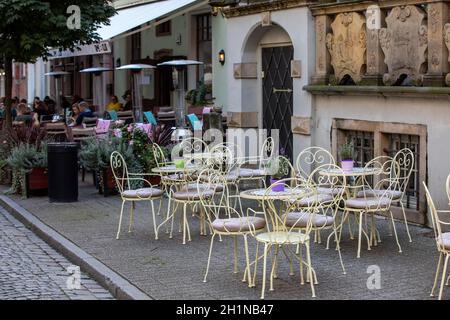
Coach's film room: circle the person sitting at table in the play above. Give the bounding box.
[14,103,33,126]
[122,91,132,111]
[75,101,94,127]
[106,95,122,112]
[67,103,81,126]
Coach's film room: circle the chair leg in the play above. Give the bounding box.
[260,243,269,300]
[203,234,216,283]
[233,236,238,274]
[243,235,252,288]
[438,254,450,300]
[116,200,126,240]
[269,245,280,291]
[128,201,135,233]
[389,210,402,253]
[299,244,304,285]
[357,212,364,258]
[252,241,260,288]
[400,201,412,243]
[431,252,443,297]
[182,203,187,245]
[305,242,316,298]
[151,200,157,239]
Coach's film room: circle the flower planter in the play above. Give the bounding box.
[145,175,161,187]
[99,168,118,197]
[0,166,12,185]
[270,178,285,192]
[26,167,48,197]
[341,160,354,173]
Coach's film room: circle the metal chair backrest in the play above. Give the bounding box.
[392,148,415,199]
[307,163,346,210]
[295,146,335,179]
[110,151,130,194]
[423,182,446,252]
[152,143,168,168]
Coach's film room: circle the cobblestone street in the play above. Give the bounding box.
[0,206,114,300]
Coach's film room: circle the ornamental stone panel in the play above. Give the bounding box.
[379,5,428,86]
[326,12,366,84]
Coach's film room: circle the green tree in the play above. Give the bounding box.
[0,0,116,127]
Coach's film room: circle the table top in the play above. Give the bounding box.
[151,164,203,174]
[319,167,380,177]
[240,188,310,201]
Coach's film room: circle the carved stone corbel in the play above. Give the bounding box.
[379,5,428,86]
[326,12,367,84]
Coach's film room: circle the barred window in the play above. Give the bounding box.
[342,130,375,168]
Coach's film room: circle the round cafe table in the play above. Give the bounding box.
[151,163,203,175]
[240,187,310,202]
[318,166,380,178]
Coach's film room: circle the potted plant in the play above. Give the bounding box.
[267,156,290,192]
[5,143,48,198]
[340,142,354,172]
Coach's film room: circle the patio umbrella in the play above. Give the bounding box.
[79,67,113,113]
[157,60,204,127]
[116,64,156,123]
[44,71,70,121]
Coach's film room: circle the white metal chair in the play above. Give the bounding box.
[252,178,318,299]
[446,174,450,203]
[110,151,164,240]
[423,182,450,300]
[345,156,402,258]
[199,169,266,286]
[295,146,335,180]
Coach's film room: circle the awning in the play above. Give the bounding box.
[97,0,208,41]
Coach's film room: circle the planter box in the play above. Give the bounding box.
[98,168,118,197]
[26,167,48,197]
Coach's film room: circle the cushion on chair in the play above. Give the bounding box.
[357,189,402,200]
[290,193,333,207]
[211,217,266,233]
[235,168,266,178]
[437,233,450,250]
[122,188,164,199]
[318,187,345,196]
[181,183,224,193]
[172,189,214,201]
[282,212,334,228]
[345,197,392,210]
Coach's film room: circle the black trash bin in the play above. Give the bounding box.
[47,142,79,202]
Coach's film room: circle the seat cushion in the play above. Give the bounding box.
[318,187,345,196]
[283,212,334,228]
[290,193,333,207]
[235,168,266,178]
[357,189,402,200]
[172,189,214,201]
[181,183,224,193]
[122,188,164,199]
[211,217,266,233]
[437,233,450,250]
[345,197,392,210]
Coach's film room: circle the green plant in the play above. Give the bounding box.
[6,143,47,171]
[340,142,354,161]
[185,83,213,106]
[266,156,290,179]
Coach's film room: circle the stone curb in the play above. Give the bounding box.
[0,195,152,301]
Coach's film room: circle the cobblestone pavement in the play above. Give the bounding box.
[0,206,114,300]
[1,177,448,300]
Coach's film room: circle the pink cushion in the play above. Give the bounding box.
[122,188,164,199]
[173,189,214,201]
[236,168,267,178]
[357,189,402,200]
[211,217,266,233]
[318,187,345,196]
[290,194,333,207]
[437,233,450,250]
[345,197,392,210]
[283,212,334,228]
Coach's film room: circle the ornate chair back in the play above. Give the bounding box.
[295,146,335,179]
[110,151,130,194]
[259,137,275,168]
[391,148,415,200]
[152,143,168,168]
[423,182,446,252]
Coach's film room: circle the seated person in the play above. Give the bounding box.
[14,103,33,126]
[106,95,122,112]
[122,93,132,111]
[75,101,94,126]
[67,103,81,126]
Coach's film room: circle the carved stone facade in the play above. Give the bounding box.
[379,5,428,86]
[310,1,450,88]
[326,12,366,84]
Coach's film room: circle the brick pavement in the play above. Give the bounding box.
[1,177,448,300]
[0,206,114,300]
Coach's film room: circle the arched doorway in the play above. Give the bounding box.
[242,24,294,160]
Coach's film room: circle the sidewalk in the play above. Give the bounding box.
[0,176,444,300]
[0,206,114,300]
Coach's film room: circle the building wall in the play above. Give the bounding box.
[212,13,228,111]
[313,94,450,220]
[215,6,315,157]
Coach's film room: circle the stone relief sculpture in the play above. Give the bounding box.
[326,12,366,84]
[443,23,450,86]
[379,5,428,85]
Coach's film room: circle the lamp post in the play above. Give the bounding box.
[157,60,203,128]
[116,64,155,123]
[79,67,113,113]
[44,71,70,121]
